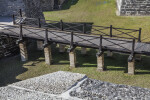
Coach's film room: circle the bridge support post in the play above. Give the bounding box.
[107,50,113,57]
[135,54,141,61]
[19,42,28,61]
[97,35,105,71]
[128,39,135,75]
[69,50,76,68]
[128,59,135,75]
[44,45,52,65]
[37,41,43,50]
[59,44,66,53]
[97,53,105,71]
[81,47,87,54]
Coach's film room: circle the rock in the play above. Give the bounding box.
[70,78,150,99]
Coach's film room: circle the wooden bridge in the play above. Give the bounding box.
[0,16,149,75]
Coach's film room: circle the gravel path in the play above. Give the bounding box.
[70,78,150,100]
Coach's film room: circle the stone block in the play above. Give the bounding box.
[128,59,135,75]
[97,54,105,71]
[69,50,76,68]
[19,42,28,61]
[44,45,52,65]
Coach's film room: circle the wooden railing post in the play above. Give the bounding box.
[81,23,87,54]
[60,20,64,31]
[44,28,48,46]
[38,18,41,28]
[83,23,86,34]
[70,31,73,48]
[12,14,16,25]
[107,25,113,57]
[110,25,113,37]
[138,28,142,42]
[19,9,22,17]
[19,24,23,41]
[131,39,135,57]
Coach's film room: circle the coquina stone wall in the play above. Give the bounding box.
[23,0,44,18]
[0,0,67,16]
[117,0,150,16]
[0,0,25,16]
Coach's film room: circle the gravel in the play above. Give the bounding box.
[1,71,150,100]
[0,71,86,100]
[70,78,150,100]
[11,71,86,95]
[0,86,63,100]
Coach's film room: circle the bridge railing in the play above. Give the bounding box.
[0,23,139,59]
[12,15,142,42]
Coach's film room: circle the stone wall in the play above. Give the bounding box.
[23,0,44,18]
[0,0,68,16]
[41,0,54,11]
[0,0,25,16]
[117,0,150,16]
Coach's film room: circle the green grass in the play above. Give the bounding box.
[44,0,150,42]
[1,41,150,89]
[1,0,150,89]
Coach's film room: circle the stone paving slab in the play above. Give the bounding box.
[11,71,86,95]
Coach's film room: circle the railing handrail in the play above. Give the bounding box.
[12,15,142,42]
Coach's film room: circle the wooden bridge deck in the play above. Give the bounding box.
[0,24,150,56]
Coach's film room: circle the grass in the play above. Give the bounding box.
[1,41,150,89]
[44,0,150,42]
[1,0,150,89]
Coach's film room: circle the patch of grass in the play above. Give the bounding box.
[1,41,150,89]
[44,0,150,42]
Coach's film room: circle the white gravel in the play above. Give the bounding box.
[70,78,150,100]
[0,71,86,100]
[1,71,150,100]
[11,71,86,94]
[0,86,61,100]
